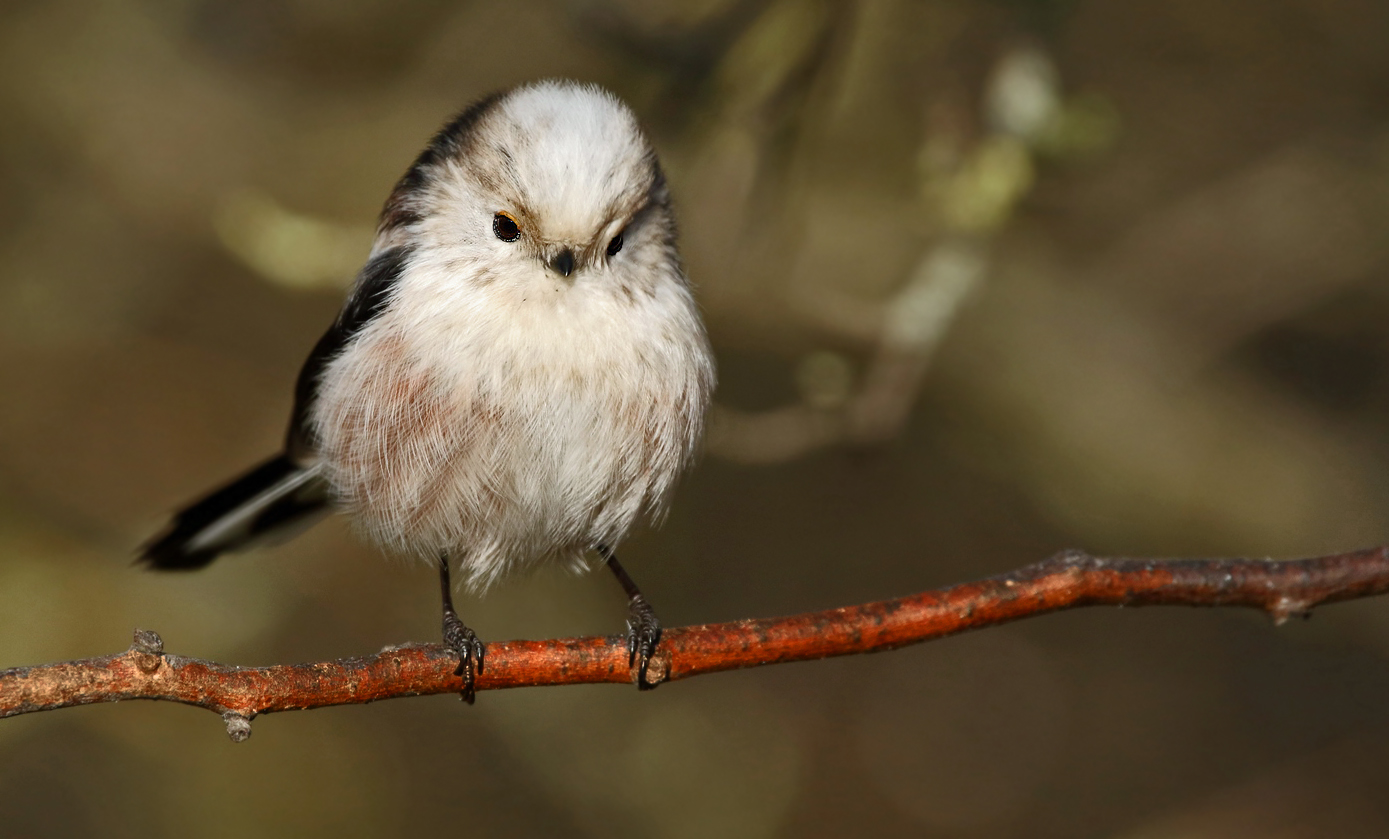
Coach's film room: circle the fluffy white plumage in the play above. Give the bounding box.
[309,81,714,589]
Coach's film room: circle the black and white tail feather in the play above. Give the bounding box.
[139,456,329,569]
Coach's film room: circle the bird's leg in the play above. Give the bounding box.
[597,545,662,689]
[438,554,485,704]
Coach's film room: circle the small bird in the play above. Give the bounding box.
[141,80,716,700]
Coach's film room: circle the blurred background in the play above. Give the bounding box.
[4,0,1389,836]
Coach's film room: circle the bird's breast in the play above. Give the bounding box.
[308,285,708,583]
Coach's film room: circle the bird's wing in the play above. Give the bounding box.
[285,244,414,459]
[285,92,509,460]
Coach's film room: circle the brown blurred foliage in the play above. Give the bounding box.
[3,1,1389,836]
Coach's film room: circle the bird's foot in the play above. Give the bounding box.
[442,612,485,704]
[626,595,663,690]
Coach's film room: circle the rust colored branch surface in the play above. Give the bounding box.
[4,547,1389,740]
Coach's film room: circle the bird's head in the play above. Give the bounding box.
[383,80,678,302]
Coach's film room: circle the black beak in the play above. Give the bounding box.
[550,248,575,277]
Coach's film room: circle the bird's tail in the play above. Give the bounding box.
[140,455,330,569]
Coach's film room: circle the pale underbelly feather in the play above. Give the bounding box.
[310,315,695,588]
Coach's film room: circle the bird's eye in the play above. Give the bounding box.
[493,212,521,242]
[606,232,624,257]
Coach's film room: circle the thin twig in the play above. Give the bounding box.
[3,547,1388,741]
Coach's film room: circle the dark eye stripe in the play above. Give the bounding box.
[493,212,521,242]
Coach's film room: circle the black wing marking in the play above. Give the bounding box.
[285,244,414,458]
[287,91,508,458]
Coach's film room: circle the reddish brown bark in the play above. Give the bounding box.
[3,547,1388,741]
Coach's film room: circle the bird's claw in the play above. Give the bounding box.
[442,612,485,704]
[626,595,662,690]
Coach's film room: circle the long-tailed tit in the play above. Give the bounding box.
[141,80,716,699]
